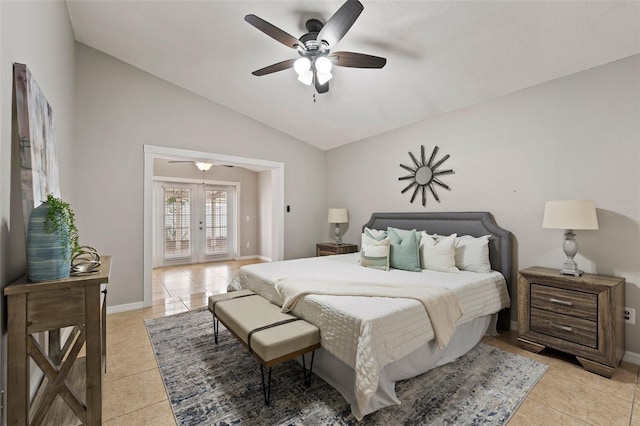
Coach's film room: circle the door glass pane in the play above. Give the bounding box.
[205,189,228,255]
[164,188,191,257]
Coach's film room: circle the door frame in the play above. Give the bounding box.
[153,177,240,267]
[143,145,285,307]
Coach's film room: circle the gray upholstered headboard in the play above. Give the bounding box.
[363,212,513,329]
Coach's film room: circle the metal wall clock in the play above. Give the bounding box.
[399,145,454,206]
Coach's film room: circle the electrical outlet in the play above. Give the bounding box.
[624,307,635,325]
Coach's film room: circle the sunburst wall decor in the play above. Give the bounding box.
[399,145,454,206]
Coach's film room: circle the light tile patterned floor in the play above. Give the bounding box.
[103,260,640,425]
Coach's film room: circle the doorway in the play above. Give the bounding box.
[155,181,236,267]
[143,145,285,308]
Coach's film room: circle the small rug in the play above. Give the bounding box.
[146,309,548,425]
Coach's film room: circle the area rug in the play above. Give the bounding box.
[146,309,548,425]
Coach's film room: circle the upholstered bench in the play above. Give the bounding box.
[208,290,321,405]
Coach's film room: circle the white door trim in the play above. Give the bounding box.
[143,145,285,307]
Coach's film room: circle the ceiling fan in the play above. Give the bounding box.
[168,160,234,171]
[245,0,386,94]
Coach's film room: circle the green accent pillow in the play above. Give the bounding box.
[386,227,421,272]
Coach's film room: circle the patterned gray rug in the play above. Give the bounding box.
[146,309,548,426]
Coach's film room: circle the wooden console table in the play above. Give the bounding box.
[5,256,111,425]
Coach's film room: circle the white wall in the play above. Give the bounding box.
[0,0,76,410]
[74,43,325,306]
[153,159,260,258]
[258,170,273,260]
[325,55,640,353]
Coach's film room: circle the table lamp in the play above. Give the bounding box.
[542,200,598,276]
[328,208,348,245]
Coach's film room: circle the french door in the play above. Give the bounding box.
[156,182,235,266]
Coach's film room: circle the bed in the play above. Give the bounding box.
[228,212,513,419]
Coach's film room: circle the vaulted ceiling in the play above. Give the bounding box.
[66,1,640,151]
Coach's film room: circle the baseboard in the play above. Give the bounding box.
[623,350,640,365]
[107,301,144,314]
[237,255,272,262]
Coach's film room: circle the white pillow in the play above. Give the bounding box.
[454,235,491,273]
[419,232,459,273]
[360,233,390,271]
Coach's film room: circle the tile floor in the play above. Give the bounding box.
[102,260,640,425]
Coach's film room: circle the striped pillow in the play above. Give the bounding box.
[360,232,390,271]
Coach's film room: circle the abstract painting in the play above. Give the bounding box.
[13,63,60,231]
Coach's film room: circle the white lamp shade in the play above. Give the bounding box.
[543,200,599,230]
[328,208,348,224]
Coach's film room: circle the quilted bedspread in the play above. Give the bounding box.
[228,253,510,419]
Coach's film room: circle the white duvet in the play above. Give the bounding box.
[228,253,510,418]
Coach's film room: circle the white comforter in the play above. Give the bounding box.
[228,253,510,418]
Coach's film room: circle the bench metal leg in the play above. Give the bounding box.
[260,364,272,406]
[302,350,315,387]
[213,317,219,344]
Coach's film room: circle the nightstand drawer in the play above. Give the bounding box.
[531,283,597,321]
[530,308,597,348]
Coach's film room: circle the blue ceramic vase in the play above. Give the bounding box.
[27,202,71,281]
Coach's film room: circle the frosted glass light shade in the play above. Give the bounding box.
[195,162,213,171]
[316,71,333,85]
[315,56,333,74]
[543,200,598,230]
[328,208,348,224]
[294,57,311,75]
[297,71,313,85]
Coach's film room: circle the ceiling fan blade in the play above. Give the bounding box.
[245,14,304,50]
[252,59,296,76]
[317,0,364,48]
[168,160,193,164]
[330,51,387,68]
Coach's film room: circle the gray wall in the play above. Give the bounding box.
[153,159,260,258]
[325,55,640,353]
[73,43,326,307]
[0,0,77,413]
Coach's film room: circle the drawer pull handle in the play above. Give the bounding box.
[549,297,573,306]
[550,322,572,332]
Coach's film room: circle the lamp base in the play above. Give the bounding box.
[561,267,583,277]
[559,230,583,276]
[334,224,342,245]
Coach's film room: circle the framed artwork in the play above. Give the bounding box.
[13,63,60,232]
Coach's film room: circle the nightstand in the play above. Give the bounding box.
[517,266,625,378]
[316,242,358,257]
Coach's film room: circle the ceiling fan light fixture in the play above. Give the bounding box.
[195,162,213,171]
[293,57,311,75]
[297,71,313,85]
[315,56,332,74]
[316,71,333,85]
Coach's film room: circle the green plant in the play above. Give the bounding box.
[44,193,80,258]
